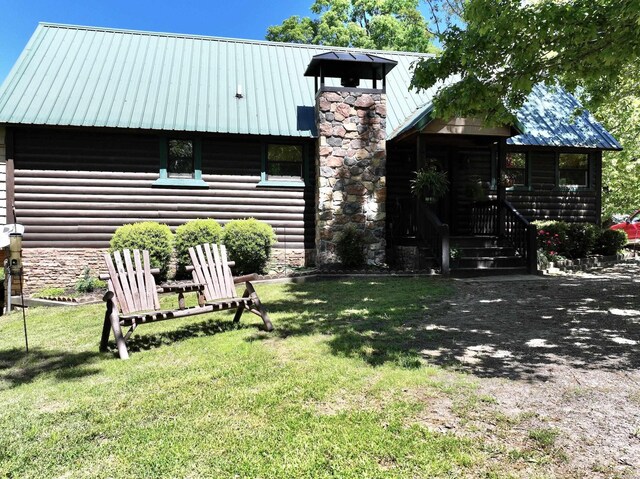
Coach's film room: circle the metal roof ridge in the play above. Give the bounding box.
[37,22,436,58]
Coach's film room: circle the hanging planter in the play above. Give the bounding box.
[410,166,449,204]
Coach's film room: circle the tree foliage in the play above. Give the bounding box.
[266,0,435,52]
[595,69,640,219]
[411,0,640,123]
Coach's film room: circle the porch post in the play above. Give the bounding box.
[496,138,506,237]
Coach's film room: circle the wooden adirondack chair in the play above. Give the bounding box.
[100,249,211,360]
[187,243,273,332]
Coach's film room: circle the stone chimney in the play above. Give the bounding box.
[315,90,387,265]
[305,52,396,267]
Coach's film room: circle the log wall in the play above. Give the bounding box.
[10,127,315,249]
[506,149,602,224]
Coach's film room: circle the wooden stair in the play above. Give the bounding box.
[449,235,528,277]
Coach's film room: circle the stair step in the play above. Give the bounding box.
[450,235,505,248]
[454,257,526,268]
[450,266,529,278]
[453,247,517,257]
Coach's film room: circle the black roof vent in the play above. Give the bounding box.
[304,51,397,91]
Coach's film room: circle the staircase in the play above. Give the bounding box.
[449,235,528,276]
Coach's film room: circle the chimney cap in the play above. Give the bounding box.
[304,51,397,81]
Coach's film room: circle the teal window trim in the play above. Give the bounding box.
[258,141,308,188]
[554,151,593,191]
[153,137,208,188]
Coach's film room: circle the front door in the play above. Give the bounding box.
[449,149,492,235]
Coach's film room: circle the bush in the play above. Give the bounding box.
[594,228,627,256]
[75,266,106,293]
[564,222,599,259]
[174,219,223,277]
[335,226,366,268]
[110,222,173,279]
[222,219,276,274]
[533,220,568,260]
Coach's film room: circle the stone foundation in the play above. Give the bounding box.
[21,248,107,294]
[315,89,387,266]
[21,246,315,294]
[270,248,315,268]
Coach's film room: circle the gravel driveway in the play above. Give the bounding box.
[423,260,640,478]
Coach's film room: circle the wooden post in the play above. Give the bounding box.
[496,139,506,237]
[440,224,450,276]
[526,224,538,274]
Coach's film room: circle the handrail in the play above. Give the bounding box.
[470,199,537,274]
[500,199,538,274]
[417,206,450,275]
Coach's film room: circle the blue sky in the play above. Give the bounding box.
[0,0,324,82]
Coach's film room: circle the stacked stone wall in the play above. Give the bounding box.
[20,247,312,294]
[315,90,387,266]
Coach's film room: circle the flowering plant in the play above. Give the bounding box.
[537,229,562,260]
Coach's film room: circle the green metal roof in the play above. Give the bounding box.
[0,23,621,150]
[0,23,436,138]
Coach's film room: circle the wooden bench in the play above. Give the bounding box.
[100,247,272,360]
[187,243,273,332]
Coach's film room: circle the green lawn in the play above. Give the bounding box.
[0,278,550,478]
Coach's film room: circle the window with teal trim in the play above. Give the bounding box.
[153,137,208,188]
[259,143,306,187]
[168,139,194,178]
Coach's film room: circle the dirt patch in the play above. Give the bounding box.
[422,260,640,478]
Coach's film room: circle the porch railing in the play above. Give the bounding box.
[471,200,498,235]
[502,200,538,273]
[471,199,537,274]
[417,206,450,275]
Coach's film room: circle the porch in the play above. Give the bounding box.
[386,134,537,276]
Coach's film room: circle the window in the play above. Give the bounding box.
[558,153,589,187]
[153,137,207,188]
[505,152,528,187]
[168,139,194,178]
[259,143,306,187]
[268,144,303,178]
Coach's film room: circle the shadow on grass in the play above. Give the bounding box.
[121,317,254,354]
[0,348,101,390]
[252,278,449,369]
[252,273,640,380]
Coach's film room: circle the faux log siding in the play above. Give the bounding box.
[506,150,601,223]
[12,128,315,248]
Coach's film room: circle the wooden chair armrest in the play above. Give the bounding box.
[159,283,205,293]
[186,261,235,273]
[234,273,258,284]
[103,290,115,302]
[99,267,160,281]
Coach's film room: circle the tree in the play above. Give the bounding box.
[411,0,640,124]
[266,0,435,53]
[595,69,640,219]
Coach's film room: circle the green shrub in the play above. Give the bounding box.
[564,222,599,258]
[110,222,173,279]
[75,266,106,293]
[222,219,276,274]
[174,219,223,277]
[595,228,627,256]
[335,226,367,269]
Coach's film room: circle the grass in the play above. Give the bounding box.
[0,277,557,478]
